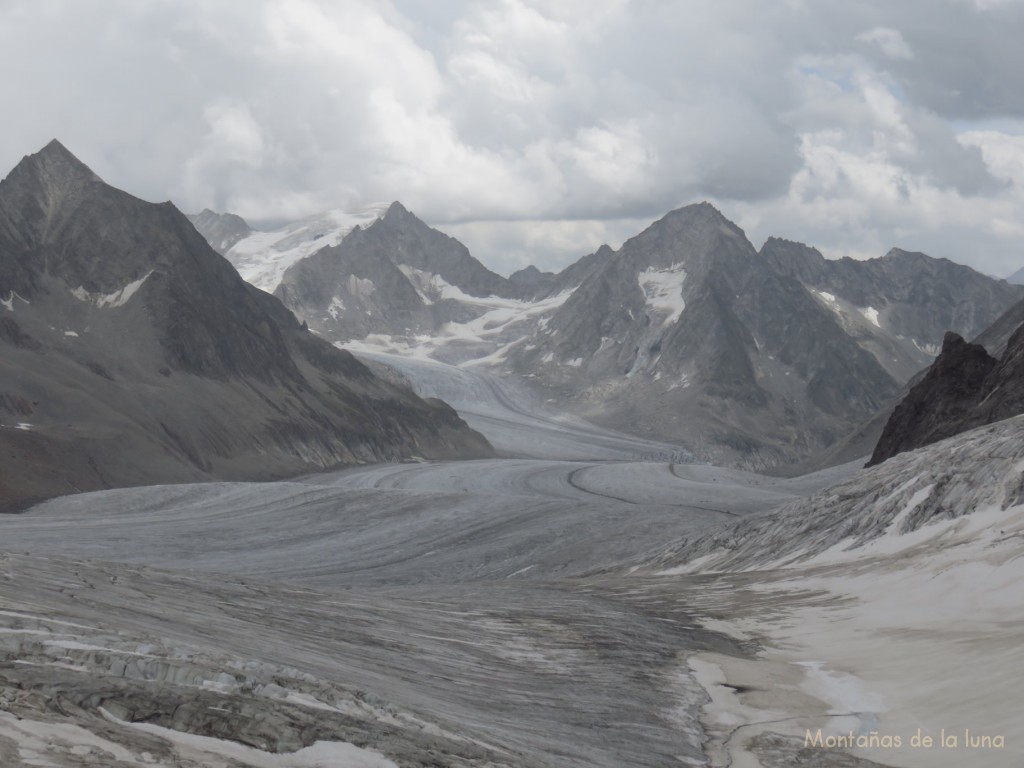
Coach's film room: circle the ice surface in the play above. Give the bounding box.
[225,205,389,292]
[2,372,1019,765]
[339,289,572,367]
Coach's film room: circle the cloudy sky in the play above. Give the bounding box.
[1,0,1023,277]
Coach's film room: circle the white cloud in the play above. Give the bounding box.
[856,27,914,60]
[0,0,1021,276]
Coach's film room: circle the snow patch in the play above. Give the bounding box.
[667,373,691,391]
[71,271,153,309]
[347,275,376,299]
[64,330,79,338]
[1,290,29,312]
[637,264,686,325]
[327,296,346,320]
[859,306,881,327]
[396,264,441,305]
[343,289,574,364]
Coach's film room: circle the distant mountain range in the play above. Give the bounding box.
[202,199,1023,468]
[0,141,491,511]
[189,204,390,293]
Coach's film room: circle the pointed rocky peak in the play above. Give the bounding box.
[5,139,103,190]
[1007,264,1024,285]
[382,200,420,226]
[0,141,109,254]
[509,265,544,281]
[373,200,444,242]
[509,264,555,288]
[868,331,999,465]
[615,201,756,276]
[650,202,750,243]
[662,200,726,221]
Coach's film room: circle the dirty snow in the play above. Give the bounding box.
[339,289,572,363]
[102,709,400,768]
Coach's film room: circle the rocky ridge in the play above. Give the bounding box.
[0,141,491,511]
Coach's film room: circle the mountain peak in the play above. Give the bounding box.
[383,200,415,222]
[656,202,749,241]
[662,201,726,222]
[15,139,103,187]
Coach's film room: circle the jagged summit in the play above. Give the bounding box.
[383,200,414,221]
[0,142,492,510]
[6,139,102,189]
[0,140,106,251]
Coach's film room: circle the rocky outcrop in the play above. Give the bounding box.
[186,209,252,255]
[867,324,1024,465]
[0,141,491,511]
[973,295,1024,357]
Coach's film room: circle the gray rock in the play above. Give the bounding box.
[760,238,1024,379]
[275,202,524,342]
[186,208,252,254]
[0,141,492,511]
[869,320,1024,465]
[508,203,903,469]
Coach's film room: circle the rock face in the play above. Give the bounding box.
[0,141,491,511]
[973,295,1024,357]
[868,324,1024,465]
[508,264,556,297]
[186,209,252,254]
[759,238,1024,381]
[507,203,906,467]
[275,202,524,342]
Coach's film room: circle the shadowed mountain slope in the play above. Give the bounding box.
[0,141,491,511]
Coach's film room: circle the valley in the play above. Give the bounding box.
[2,141,1023,767]
[3,348,1022,766]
